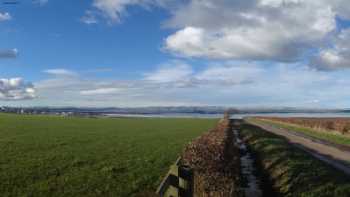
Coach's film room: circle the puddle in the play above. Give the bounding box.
[233,129,263,197]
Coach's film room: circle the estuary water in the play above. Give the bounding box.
[230,112,350,119]
[104,112,350,119]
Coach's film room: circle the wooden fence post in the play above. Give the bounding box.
[156,158,193,197]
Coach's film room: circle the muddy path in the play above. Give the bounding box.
[247,119,350,176]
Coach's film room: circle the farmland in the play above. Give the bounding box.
[251,117,350,147]
[257,117,350,135]
[0,113,217,197]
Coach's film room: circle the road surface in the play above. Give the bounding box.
[246,119,350,176]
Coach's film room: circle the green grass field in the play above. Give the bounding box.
[239,122,350,197]
[0,113,217,197]
[249,118,350,147]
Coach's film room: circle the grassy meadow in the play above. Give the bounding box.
[0,113,217,197]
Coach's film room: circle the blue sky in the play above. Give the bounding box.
[1,0,350,108]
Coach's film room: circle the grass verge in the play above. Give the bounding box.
[248,118,350,147]
[239,121,350,197]
[0,113,218,197]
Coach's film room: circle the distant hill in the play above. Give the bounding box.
[1,106,348,115]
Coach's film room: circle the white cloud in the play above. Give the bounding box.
[11,60,349,107]
[0,48,18,58]
[92,0,139,22]
[0,12,11,21]
[35,74,133,104]
[139,62,350,108]
[144,61,264,87]
[83,0,350,70]
[80,0,350,70]
[0,78,36,100]
[43,69,77,76]
[331,0,350,19]
[83,0,175,24]
[81,10,98,24]
[312,29,350,70]
[164,0,339,62]
[144,61,193,83]
[195,63,263,85]
[80,88,121,95]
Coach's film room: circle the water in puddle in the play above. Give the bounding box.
[233,129,262,197]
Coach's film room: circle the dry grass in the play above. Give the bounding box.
[259,117,350,135]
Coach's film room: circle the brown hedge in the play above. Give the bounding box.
[181,118,242,197]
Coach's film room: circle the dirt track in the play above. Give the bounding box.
[246,120,350,176]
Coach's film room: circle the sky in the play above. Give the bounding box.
[1,0,350,108]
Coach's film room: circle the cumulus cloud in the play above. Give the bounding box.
[312,29,350,70]
[81,0,350,70]
[0,78,36,100]
[164,0,341,62]
[0,48,18,58]
[0,12,11,21]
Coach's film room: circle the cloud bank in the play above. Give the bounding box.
[0,78,36,100]
[83,0,350,70]
[165,0,341,63]
[4,0,350,107]
[26,62,349,108]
